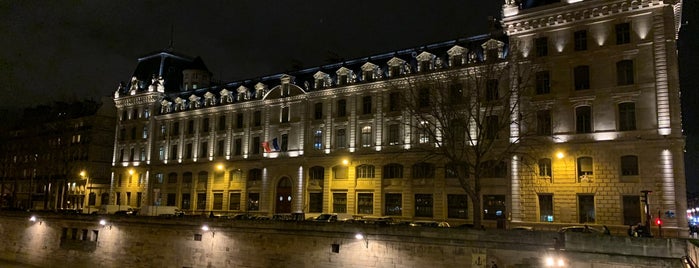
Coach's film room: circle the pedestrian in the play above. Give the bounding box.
[627,225,634,237]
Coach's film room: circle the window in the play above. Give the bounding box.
[356,165,375,178]
[447,194,468,219]
[537,110,552,136]
[185,143,193,159]
[389,92,401,112]
[449,83,463,104]
[160,124,166,137]
[236,113,244,129]
[200,142,208,158]
[362,96,372,115]
[621,155,639,176]
[418,121,431,144]
[313,130,322,150]
[483,195,506,220]
[332,192,347,213]
[229,193,241,210]
[575,106,592,133]
[248,193,260,211]
[574,30,587,51]
[574,65,590,90]
[142,126,148,139]
[252,136,260,154]
[618,102,636,131]
[578,194,595,223]
[181,193,190,210]
[218,115,226,131]
[337,99,346,117]
[357,193,373,214]
[445,162,467,178]
[486,79,499,100]
[281,107,289,123]
[183,172,193,183]
[234,138,242,155]
[131,127,136,140]
[385,193,402,216]
[577,157,593,182]
[281,134,288,152]
[615,23,631,44]
[165,193,175,206]
[196,193,206,210]
[309,193,322,213]
[187,120,194,134]
[172,122,180,136]
[535,37,548,57]
[248,169,262,182]
[333,165,347,179]
[213,193,223,210]
[171,145,178,160]
[414,194,433,217]
[314,102,323,120]
[335,129,346,148]
[388,124,400,145]
[361,126,372,147]
[535,71,550,94]
[412,162,435,178]
[623,196,641,226]
[539,158,552,177]
[418,88,430,108]
[217,140,225,157]
[383,164,403,179]
[481,160,506,178]
[485,115,499,139]
[253,111,262,126]
[539,194,554,222]
[168,172,178,183]
[202,118,210,133]
[616,60,634,85]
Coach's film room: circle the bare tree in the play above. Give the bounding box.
[388,41,541,228]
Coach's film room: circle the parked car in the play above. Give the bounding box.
[138,205,183,217]
[314,213,338,222]
[558,225,607,234]
[97,205,135,215]
[409,221,450,228]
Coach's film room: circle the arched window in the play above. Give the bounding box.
[167,172,178,184]
[481,160,506,178]
[182,172,193,183]
[248,168,262,182]
[383,164,403,179]
[332,165,347,179]
[620,155,638,176]
[356,165,375,179]
[412,162,435,178]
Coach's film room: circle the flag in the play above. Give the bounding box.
[262,141,271,153]
[272,138,280,151]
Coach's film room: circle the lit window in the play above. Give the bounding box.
[361,126,372,147]
[313,130,322,150]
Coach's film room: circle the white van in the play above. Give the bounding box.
[139,205,183,217]
[97,205,135,215]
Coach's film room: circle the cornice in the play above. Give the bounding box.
[503,0,666,35]
[115,93,165,108]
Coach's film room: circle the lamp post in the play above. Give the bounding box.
[80,171,92,214]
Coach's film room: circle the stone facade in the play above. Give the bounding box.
[109,0,687,236]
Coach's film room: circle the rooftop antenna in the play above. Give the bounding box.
[167,24,174,51]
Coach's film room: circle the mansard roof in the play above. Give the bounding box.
[125,50,201,94]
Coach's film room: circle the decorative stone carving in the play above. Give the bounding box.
[129,76,139,95]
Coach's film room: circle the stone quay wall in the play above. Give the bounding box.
[0,212,689,267]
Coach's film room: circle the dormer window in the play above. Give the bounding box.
[387,57,406,77]
[416,52,435,72]
[447,45,467,67]
[254,82,267,99]
[160,100,172,113]
[280,75,294,96]
[174,97,186,111]
[204,92,216,106]
[361,62,378,82]
[236,86,249,101]
[188,95,201,109]
[336,67,353,86]
[313,71,330,89]
[481,39,505,61]
[220,89,233,104]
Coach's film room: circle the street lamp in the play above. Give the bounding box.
[81,170,92,214]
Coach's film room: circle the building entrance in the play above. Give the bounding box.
[275,177,292,213]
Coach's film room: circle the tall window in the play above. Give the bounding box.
[389,92,401,112]
[539,194,554,222]
[447,194,468,219]
[418,88,430,108]
[362,96,372,114]
[388,124,400,145]
[574,30,587,51]
[385,193,402,216]
[418,121,431,144]
[213,193,223,210]
[538,158,552,177]
[357,193,373,214]
[537,110,552,136]
[332,192,347,213]
[216,140,224,157]
[485,115,499,139]
[185,143,193,159]
[618,102,636,131]
[172,122,180,136]
[445,162,467,179]
[236,113,244,129]
[535,37,548,57]
[356,165,375,178]
[535,71,550,94]
[234,138,242,155]
[313,130,322,150]
[578,194,595,223]
[308,193,322,213]
[158,147,164,160]
[253,111,262,126]
[412,162,435,178]
[383,164,403,179]
[337,99,347,117]
[574,65,590,90]
[281,107,289,123]
[142,126,148,139]
[248,193,260,211]
[252,136,260,154]
[187,120,194,135]
[196,193,206,210]
[623,196,641,225]
[621,155,639,176]
[218,115,226,131]
[481,160,506,178]
[415,194,433,217]
[229,193,241,210]
[615,22,631,44]
[202,118,210,133]
[200,142,208,158]
[335,128,346,148]
[361,126,372,147]
[483,195,506,220]
[183,172,193,183]
[171,145,178,160]
[616,60,634,85]
[314,102,323,120]
[577,157,593,182]
[486,79,499,101]
[575,106,592,133]
[281,134,288,152]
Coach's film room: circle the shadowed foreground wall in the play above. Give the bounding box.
[0,213,688,267]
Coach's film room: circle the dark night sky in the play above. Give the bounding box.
[0,1,697,192]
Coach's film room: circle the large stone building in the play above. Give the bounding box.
[0,99,116,211]
[112,0,687,235]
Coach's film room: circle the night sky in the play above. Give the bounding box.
[0,1,697,191]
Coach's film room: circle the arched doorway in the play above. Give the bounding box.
[275,177,292,214]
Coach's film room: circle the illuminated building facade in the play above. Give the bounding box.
[112,0,687,234]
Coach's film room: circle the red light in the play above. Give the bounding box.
[656,218,662,225]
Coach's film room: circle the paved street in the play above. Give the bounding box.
[0,259,39,267]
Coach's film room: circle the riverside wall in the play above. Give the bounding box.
[0,212,689,268]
